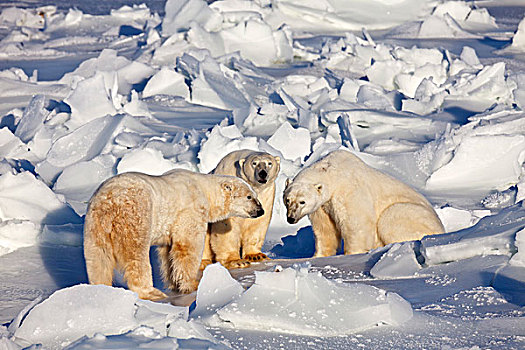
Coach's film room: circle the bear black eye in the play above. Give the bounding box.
[299,200,306,205]
[247,195,252,200]
[268,162,272,167]
[252,161,257,166]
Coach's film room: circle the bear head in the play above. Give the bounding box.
[221,176,264,219]
[238,152,280,187]
[283,178,328,224]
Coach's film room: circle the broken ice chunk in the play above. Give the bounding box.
[142,67,189,99]
[215,267,413,336]
[267,122,310,162]
[370,242,421,279]
[191,263,244,319]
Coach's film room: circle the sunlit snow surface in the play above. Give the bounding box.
[1,0,525,349]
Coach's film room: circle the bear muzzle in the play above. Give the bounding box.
[256,169,268,184]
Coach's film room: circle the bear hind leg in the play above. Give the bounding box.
[84,235,116,286]
[377,202,444,246]
[124,255,167,301]
[84,208,116,286]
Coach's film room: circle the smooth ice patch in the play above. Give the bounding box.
[215,266,413,336]
[13,284,193,350]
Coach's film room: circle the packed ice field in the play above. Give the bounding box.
[0,0,525,349]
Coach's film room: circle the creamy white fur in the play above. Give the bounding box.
[84,169,262,300]
[284,150,444,256]
[203,150,280,269]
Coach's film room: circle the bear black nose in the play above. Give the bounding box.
[253,208,265,218]
[287,216,295,224]
[259,169,267,179]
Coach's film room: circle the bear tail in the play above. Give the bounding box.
[83,202,116,286]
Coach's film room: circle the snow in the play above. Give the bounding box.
[0,0,525,348]
[211,265,413,336]
[10,284,211,349]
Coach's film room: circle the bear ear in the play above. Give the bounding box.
[222,182,233,192]
[238,158,246,168]
[315,184,323,193]
[275,156,281,164]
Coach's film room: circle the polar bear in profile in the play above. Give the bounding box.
[84,169,263,301]
[283,150,444,256]
[202,150,280,269]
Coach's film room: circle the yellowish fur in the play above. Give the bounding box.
[202,150,280,269]
[84,169,262,301]
[283,150,444,256]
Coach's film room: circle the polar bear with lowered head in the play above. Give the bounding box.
[202,150,280,269]
[283,150,444,256]
[84,169,263,301]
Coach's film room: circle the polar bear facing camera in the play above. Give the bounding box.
[84,169,263,301]
[202,150,280,269]
[283,150,444,256]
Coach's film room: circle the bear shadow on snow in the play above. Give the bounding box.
[40,237,167,295]
[270,226,343,259]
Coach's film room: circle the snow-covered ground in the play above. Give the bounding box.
[1,0,525,348]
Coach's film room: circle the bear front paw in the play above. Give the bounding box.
[178,279,200,294]
[244,252,269,262]
[137,287,168,301]
[223,258,251,269]
[199,259,213,271]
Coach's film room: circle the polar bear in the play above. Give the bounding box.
[84,169,264,301]
[283,150,444,256]
[201,150,280,269]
